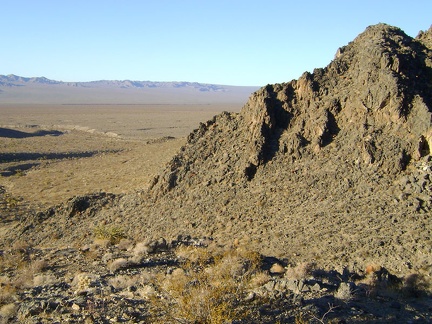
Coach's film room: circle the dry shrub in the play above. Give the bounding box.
[334,282,354,302]
[0,303,17,321]
[0,277,16,306]
[108,258,129,272]
[148,246,262,323]
[33,274,58,287]
[108,274,140,290]
[285,262,315,280]
[93,224,126,245]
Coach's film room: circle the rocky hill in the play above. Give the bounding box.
[7,23,432,274]
[1,23,432,323]
[139,23,432,271]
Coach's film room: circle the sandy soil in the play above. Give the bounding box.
[0,104,240,208]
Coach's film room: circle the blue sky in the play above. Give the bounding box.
[2,0,431,86]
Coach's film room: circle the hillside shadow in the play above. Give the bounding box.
[0,150,121,176]
[0,151,107,164]
[0,128,63,138]
[0,163,41,177]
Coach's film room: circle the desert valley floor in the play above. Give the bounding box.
[0,103,232,207]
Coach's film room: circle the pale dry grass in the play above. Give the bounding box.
[0,303,17,322]
[108,258,129,273]
[148,245,263,323]
[285,262,315,280]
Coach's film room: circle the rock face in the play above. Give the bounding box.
[151,24,432,193]
[143,23,432,271]
[7,24,432,275]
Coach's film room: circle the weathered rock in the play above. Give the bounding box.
[4,23,432,293]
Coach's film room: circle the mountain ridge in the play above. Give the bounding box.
[0,74,259,104]
[0,74,258,90]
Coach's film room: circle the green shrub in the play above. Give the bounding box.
[93,224,126,245]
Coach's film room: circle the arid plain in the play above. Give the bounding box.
[0,103,241,208]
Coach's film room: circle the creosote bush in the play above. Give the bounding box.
[148,245,263,323]
[93,224,126,245]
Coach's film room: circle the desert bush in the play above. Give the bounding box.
[108,274,140,289]
[108,258,129,272]
[33,274,58,287]
[93,224,126,245]
[334,282,354,302]
[0,303,17,322]
[0,277,16,306]
[285,262,315,280]
[71,272,99,293]
[148,246,263,323]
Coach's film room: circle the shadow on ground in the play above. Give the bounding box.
[0,127,63,138]
[0,150,122,176]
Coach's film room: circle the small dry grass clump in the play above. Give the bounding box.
[149,245,263,323]
[285,262,315,280]
[0,241,32,272]
[0,303,17,322]
[334,282,354,302]
[108,258,129,273]
[0,277,16,306]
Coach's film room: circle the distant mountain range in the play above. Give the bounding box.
[0,74,260,105]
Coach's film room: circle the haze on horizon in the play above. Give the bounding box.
[2,0,432,86]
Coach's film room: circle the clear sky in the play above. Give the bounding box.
[2,0,431,86]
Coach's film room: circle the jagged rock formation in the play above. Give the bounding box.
[142,23,432,272]
[151,23,432,193]
[7,23,432,276]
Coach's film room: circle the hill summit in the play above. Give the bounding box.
[9,24,432,275]
[129,23,431,271]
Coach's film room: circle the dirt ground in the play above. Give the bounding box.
[0,104,239,208]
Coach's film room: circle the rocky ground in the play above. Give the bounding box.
[1,234,431,323]
[1,23,432,323]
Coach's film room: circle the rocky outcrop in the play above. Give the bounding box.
[7,23,432,277]
[151,24,432,198]
[142,24,432,274]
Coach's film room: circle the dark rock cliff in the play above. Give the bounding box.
[150,23,432,195]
